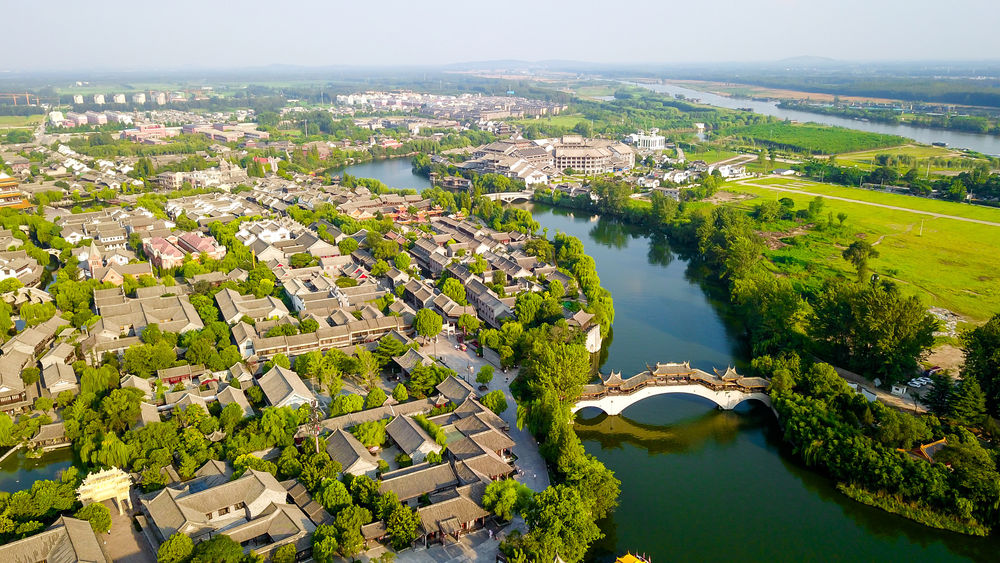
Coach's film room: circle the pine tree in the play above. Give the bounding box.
[951,377,987,426]
[925,372,954,415]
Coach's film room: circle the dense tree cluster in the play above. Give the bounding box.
[763,354,1000,534]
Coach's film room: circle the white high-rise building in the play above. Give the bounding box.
[72,95,84,104]
[93,94,105,105]
[112,94,126,104]
[132,93,146,104]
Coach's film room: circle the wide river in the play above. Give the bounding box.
[337,159,1000,562]
[631,81,1000,156]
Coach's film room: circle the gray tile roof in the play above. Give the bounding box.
[435,376,475,404]
[325,428,378,476]
[386,415,436,457]
[143,468,287,540]
[258,366,315,408]
[217,385,252,417]
[0,516,109,562]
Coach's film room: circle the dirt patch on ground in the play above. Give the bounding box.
[757,224,811,250]
[926,344,964,374]
[706,190,754,205]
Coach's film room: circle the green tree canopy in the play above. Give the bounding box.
[961,313,1000,417]
[809,281,937,383]
[413,309,443,342]
[157,532,194,563]
[74,502,111,533]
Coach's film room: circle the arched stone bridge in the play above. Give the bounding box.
[481,190,534,203]
[572,362,771,416]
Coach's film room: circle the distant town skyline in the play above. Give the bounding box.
[4,0,999,72]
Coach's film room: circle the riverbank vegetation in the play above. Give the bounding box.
[832,144,999,177]
[795,157,1000,202]
[836,483,990,536]
[662,73,1000,109]
[777,100,1000,135]
[528,170,1000,535]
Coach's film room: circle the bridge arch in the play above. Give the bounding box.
[482,191,534,204]
[571,384,771,416]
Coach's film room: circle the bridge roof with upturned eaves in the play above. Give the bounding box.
[582,363,769,398]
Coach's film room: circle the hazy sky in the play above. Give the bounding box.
[4,0,998,71]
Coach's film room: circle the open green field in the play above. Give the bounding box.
[685,148,740,164]
[837,144,958,162]
[722,122,908,154]
[726,177,1000,321]
[743,176,1000,222]
[512,114,590,129]
[0,115,43,129]
[571,84,618,99]
[834,144,992,175]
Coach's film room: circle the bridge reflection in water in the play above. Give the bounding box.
[574,403,763,455]
[573,362,770,415]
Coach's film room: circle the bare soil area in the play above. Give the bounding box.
[706,190,754,205]
[926,344,965,374]
[756,224,811,250]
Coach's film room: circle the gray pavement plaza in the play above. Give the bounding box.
[361,519,528,563]
[423,334,550,494]
[102,496,156,563]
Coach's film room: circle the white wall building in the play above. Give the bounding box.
[631,129,666,150]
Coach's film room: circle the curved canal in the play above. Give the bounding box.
[340,158,998,561]
[529,203,997,562]
[631,81,1000,156]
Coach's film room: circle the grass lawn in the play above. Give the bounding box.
[741,176,1000,223]
[0,115,43,129]
[685,148,739,164]
[837,144,958,162]
[727,179,1000,321]
[834,144,988,176]
[572,84,618,99]
[512,114,590,129]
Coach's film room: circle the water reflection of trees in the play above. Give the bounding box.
[574,405,769,456]
[774,439,1000,561]
[588,218,632,250]
[646,232,674,268]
